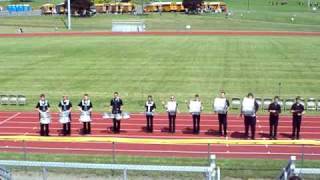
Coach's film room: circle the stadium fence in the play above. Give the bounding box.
[0,154,220,180]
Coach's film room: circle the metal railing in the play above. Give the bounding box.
[294,168,320,175]
[278,156,296,180]
[0,154,220,180]
[278,155,320,180]
[0,165,11,180]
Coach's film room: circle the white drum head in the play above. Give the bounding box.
[59,112,70,124]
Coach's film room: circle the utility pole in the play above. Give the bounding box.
[67,0,71,30]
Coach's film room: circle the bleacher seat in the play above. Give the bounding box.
[0,95,9,105]
[231,97,241,109]
[17,95,26,105]
[263,98,272,110]
[255,97,262,107]
[299,98,305,106]
[284,98,295,111]
[9,95,18,105]
[278,99,284,109]
[306,98,316,111]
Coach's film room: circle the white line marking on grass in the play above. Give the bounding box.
[0,112,21,125]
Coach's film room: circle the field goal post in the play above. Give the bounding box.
[112,20,145,32]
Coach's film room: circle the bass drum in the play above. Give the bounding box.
[40,112,51,124]
[80,111,91,122]
[59,111,70,124]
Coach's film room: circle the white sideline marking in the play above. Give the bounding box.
[0,113,21,125]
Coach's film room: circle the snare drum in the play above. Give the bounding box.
[243,110,255,116]
[59,111,70,124]
[40,112,51,124]
[122,112,130,119]
[215,109,227,114]
[115,113,122,120]
[168,111,176,116]
[146,112,154,116]
[191,112,201,116]
[80,111,91,122]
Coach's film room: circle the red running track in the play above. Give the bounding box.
[0,111,319,159]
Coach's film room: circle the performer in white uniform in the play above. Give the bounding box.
[35,94,51,136]
[241,93,259,140]
[188,94,203,134]
[213,91,230,137]
[145,95,156,133]
[78,94,93,135]
[163,96,178,133]
[58,95,72,136]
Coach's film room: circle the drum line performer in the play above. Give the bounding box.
[78,94,92,135]
[290,96,305,140]
[268,96,281,140]
[58,95,72,136]
[187,94,203,134]
[145,95,156,133]
[213,90,230,137]
[163,96,178,133]
[241,93,259,140]
[35,94,51,136]
[110,92,123,133]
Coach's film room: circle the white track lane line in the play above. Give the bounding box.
[0,112,21,125]
[3,121,320,130]
[0,146,319,157]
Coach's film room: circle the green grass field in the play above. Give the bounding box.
[1,152,320,179]
[0,35,319,112]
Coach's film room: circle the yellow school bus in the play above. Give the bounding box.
[144,2,183,12]
[40,3,55,15]
[95,3,107,13]
[205,2,227,12]
[119,2,134,13]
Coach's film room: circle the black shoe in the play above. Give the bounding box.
[274,137,277,140]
